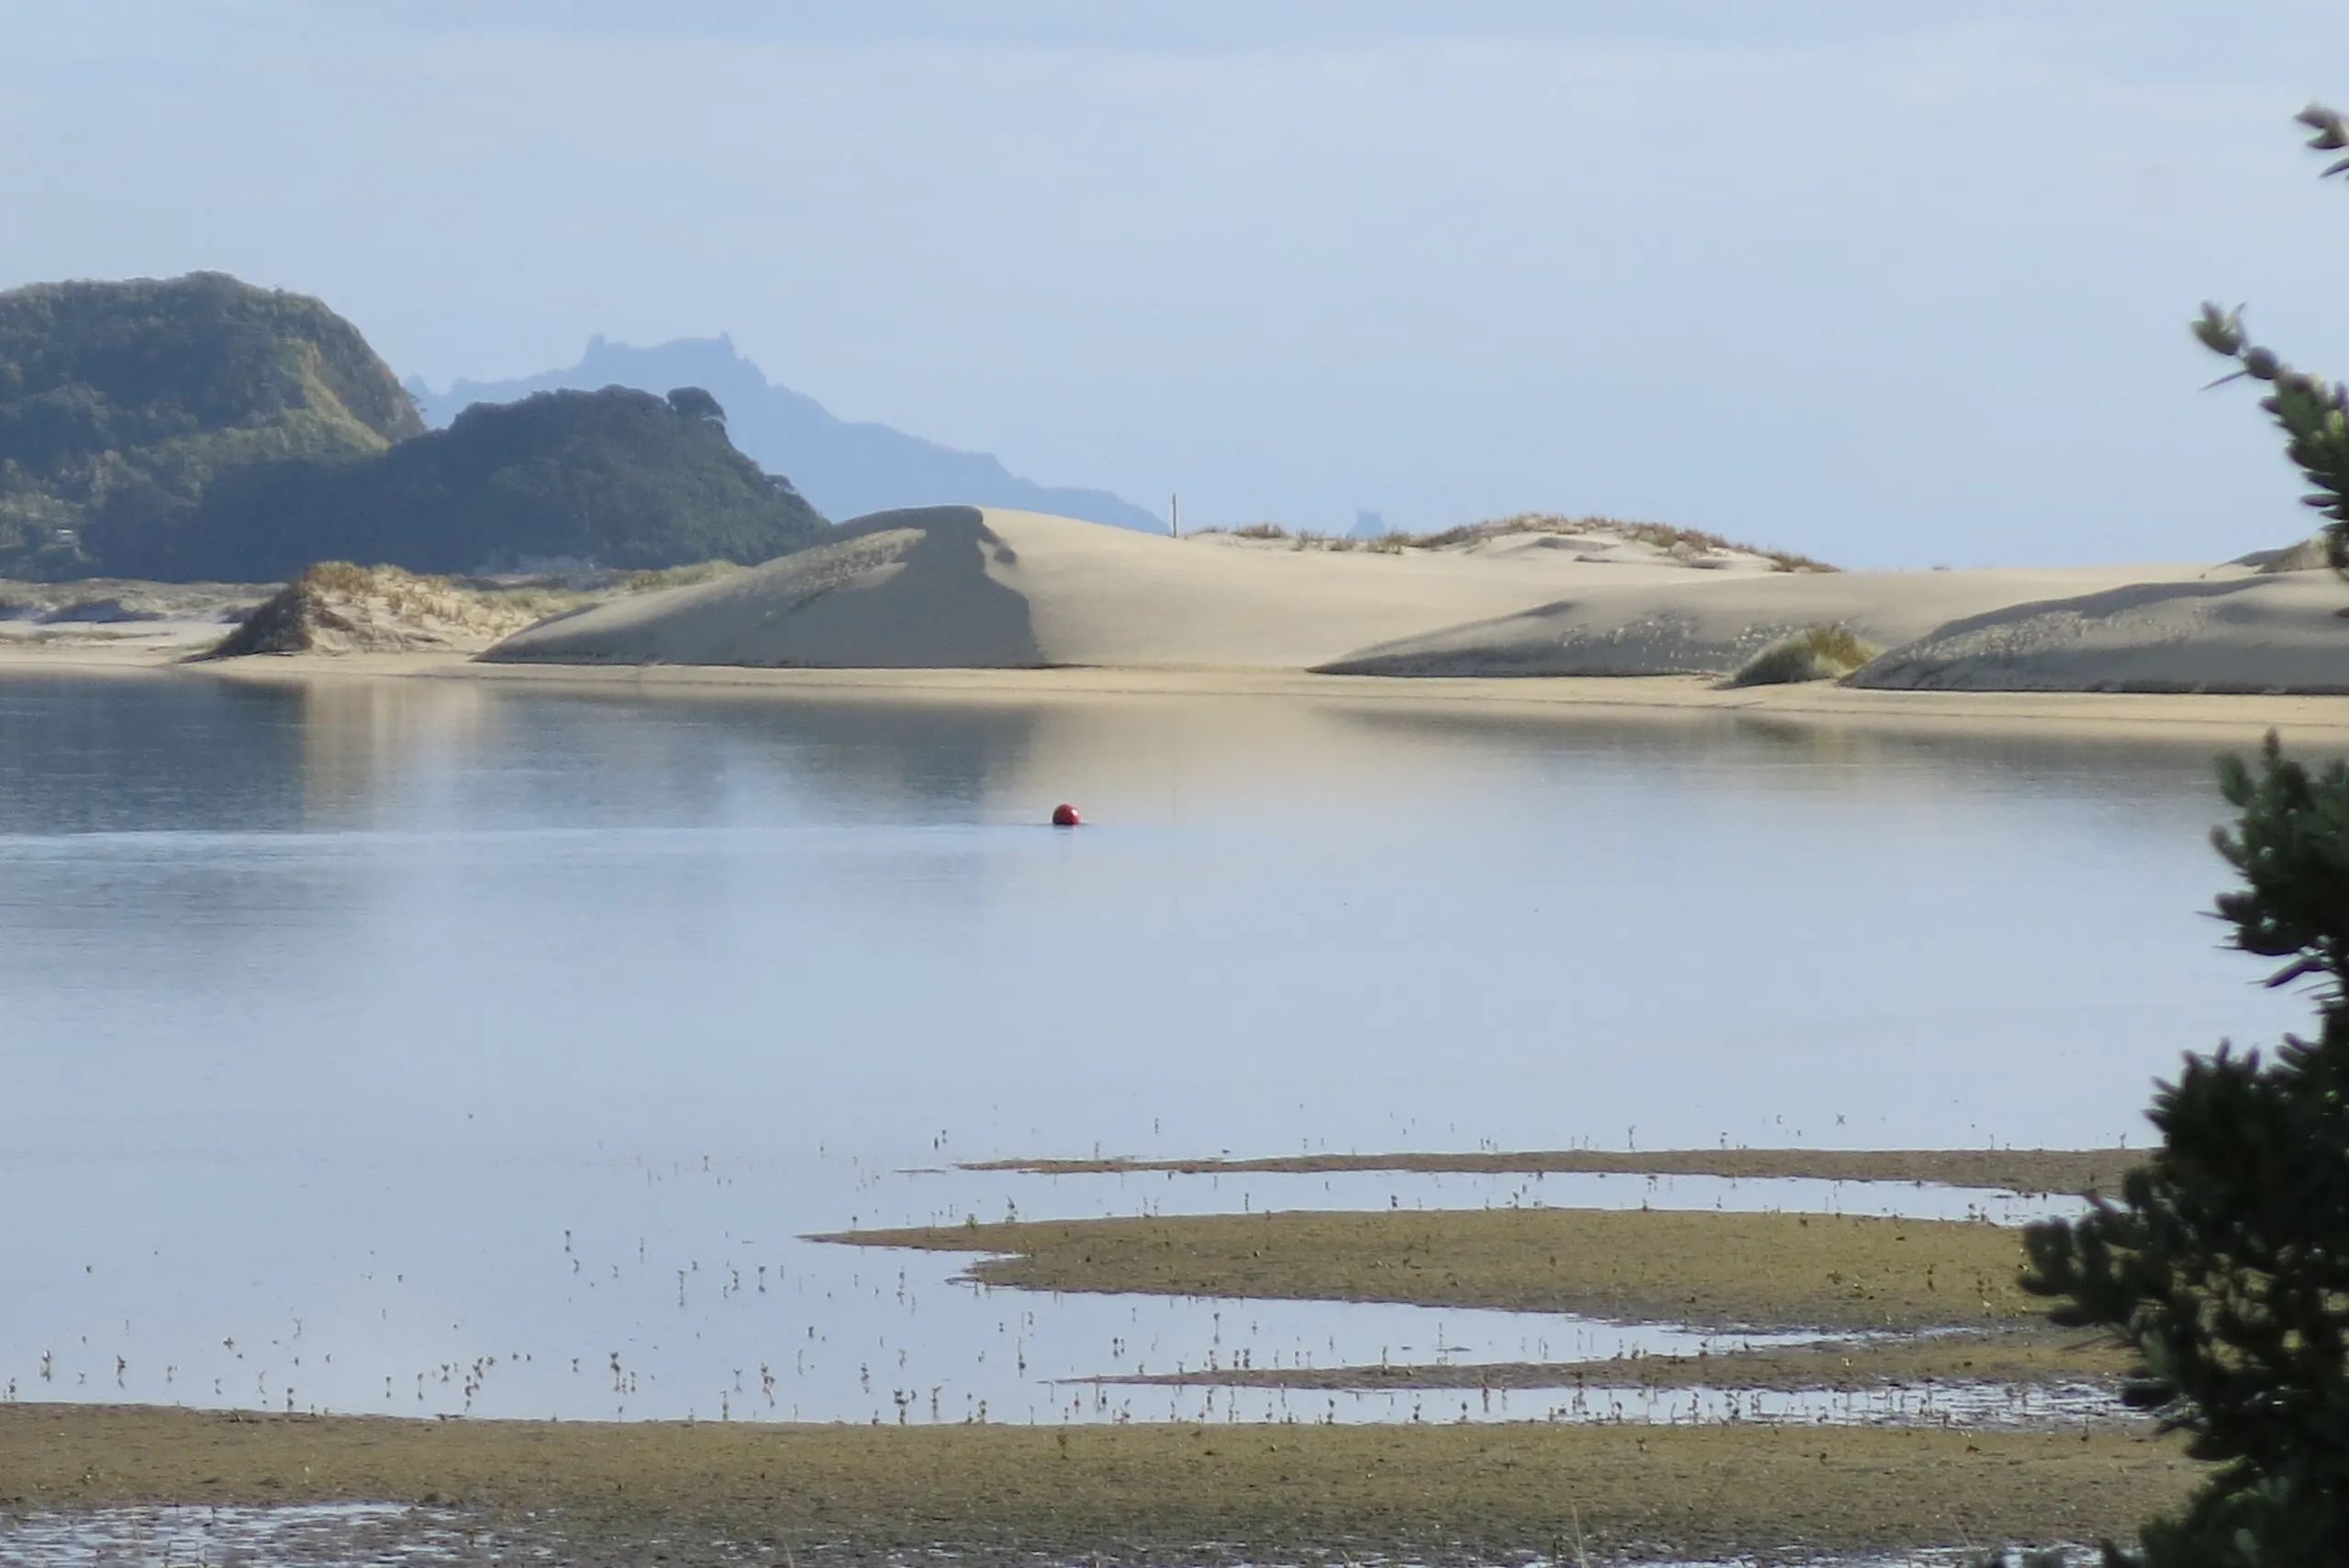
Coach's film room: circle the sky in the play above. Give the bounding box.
[4,1,2347,566]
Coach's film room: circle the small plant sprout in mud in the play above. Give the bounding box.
[1728,625,1880,687]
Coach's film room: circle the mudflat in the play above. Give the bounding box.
[820,1208,2043,1332]
[966,1147,2143,1195]
[1097,1323,2127,1395]
[0,1406,2191,1562]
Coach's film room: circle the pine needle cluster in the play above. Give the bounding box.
[2190,106,2349,572]
[2022,735,2349,1564]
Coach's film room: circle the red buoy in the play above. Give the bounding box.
[1051,803,1083,827]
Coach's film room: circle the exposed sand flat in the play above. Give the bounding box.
[11,645,2349,748]
[1851,573,2349,693]
[1317,564,2222,676]
[482,506,1811,671]
[823,1208,2041,1332]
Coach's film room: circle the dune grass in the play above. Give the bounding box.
[1196,514,1836,571]
[1405,514,1837,572]
[1731,624,1882,687]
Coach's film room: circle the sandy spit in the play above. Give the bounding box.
[819,1208,2042,1333]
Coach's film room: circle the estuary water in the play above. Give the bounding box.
[0,671,2305,1422]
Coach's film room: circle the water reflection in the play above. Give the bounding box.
[0,673,2299,1428]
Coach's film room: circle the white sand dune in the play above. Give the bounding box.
[483,506,1796,671]
[1312,565,2219,677]
[1848,573,2349,694]
[479,504,2349,693]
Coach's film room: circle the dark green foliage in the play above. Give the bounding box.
[665,385,726,425]
[0,272,422,579]
[101,386,829,582]
[0,272,828,582]
[2021,734,2349,1566]
[2192,105,2349,572]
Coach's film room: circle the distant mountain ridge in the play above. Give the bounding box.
[406,337,1165,534]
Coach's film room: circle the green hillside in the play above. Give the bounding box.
[116,386,829,582]
[1,272,830,582]
[0,272,422,578]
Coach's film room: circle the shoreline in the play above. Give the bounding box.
[7,642,2349,746]
[1074,1324,2126,1396]
[0,1404,2190,1562]
[963,1146,2140,1195]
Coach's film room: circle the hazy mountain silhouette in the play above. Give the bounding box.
[406,338,1164,534]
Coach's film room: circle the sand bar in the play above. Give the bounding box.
[819,1208,2042,1333]
[967,1147,2142,1195]
[1089,1323,2125,1396]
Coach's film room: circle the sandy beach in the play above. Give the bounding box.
[6,648,2344,753]
[7,507,2347,751]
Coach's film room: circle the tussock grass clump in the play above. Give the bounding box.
[615,560,745,593]
[203,561,578,658]
[1196,514,1835,571]
[1397,514,1837,573]
[1730,624,1880,687]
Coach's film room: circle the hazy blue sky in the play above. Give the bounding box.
[5,2,2347,564]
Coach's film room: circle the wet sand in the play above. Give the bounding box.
[6,640,2349,749]
[967,1148,2143,1196]
[1094,1323,2126,1396]
[0,1406,2191,1562]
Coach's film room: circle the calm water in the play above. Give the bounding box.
[0,672,2304,1422]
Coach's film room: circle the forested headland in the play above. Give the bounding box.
[0,272,828,582]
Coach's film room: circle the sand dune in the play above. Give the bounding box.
[1313,565,2221,677]
[483,506,1796,670]
[479,505,2349,693]
[1848,573,2349,693]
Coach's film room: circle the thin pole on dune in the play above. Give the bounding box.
[1170,493,1180,539]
